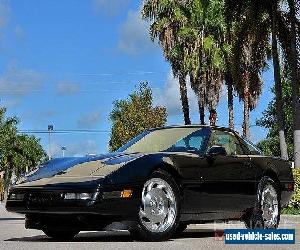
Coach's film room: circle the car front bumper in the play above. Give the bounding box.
[5,185,141,219]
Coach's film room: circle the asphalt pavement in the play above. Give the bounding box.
[0,203,299,250]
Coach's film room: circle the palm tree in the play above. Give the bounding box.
[143,0,227,126]
[142,0,191,125]
[286,0,300,167]
[225,0,292,141]
[271,0,300,163]
[179,0,227,126]
[230,28,267,139]
[225,67,234,129]
[271,2,289,160]
[225,0,298,158]
[190,75,205,124]
[222,18,237,130]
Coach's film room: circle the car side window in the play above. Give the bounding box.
[208,131,244,155]
[168,129,209,153]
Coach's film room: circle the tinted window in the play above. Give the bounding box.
[117,131,150,152]
[117,127,210,154]
[167,129,210,153]
[208,131,244,155]
[243,138,262,155]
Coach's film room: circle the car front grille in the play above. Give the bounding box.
[25,192,64,209]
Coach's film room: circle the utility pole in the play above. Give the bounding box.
[48,125,53,159]
[61,147,66,157]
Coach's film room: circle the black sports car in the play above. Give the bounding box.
[6,125,294,241]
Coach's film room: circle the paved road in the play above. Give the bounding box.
[0,203,299,250]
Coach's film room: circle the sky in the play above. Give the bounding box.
[0,0,275,157]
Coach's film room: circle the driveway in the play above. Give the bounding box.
[0,203,299,250]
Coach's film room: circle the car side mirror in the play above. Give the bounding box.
[207,145,227,157]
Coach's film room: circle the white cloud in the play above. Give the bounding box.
[77,111,101,129]
[14,25,25,40]
[68,139,98,156]
[154,72,198,117]
[38,109,56,119]
[51,139,98,157]
[92,0,130,17]
[118,8,157,55]
[56,80,80,95]
[0,0,9,30]
[0,97,20,108]
[0,63,43,97]
[22,109,56,126]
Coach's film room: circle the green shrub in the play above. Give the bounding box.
[282,168,300,214]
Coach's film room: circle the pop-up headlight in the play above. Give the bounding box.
[8,193,25,201]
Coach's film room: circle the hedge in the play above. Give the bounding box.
[282,168,300,214]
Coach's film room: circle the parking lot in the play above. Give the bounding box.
[0,204,299,250]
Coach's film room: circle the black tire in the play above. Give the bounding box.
[43,229,79,240]
[244,209,264,229]
[130,169,182,241]
[244,176,280,229]
[174,223,188,236]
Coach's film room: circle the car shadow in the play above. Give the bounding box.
[5,231,133,243]
[175,229,221,239]
[5,229,221,242]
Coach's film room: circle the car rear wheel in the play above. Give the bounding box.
[244,177,280,229]
[131,170,181,241]
[43,229,79,240]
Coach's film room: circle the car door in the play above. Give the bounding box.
[166,127,211,213]
[197,130,258,214]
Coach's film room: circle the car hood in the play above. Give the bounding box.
[16,152,143,187]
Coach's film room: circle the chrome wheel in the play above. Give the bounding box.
[139,178,177,233]
[261,184,279,228]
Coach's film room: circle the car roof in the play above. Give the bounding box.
[149,124,237,134]
[149,125,247,143]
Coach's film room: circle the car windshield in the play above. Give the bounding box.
[243,138,263,155]
[117,127,211,154]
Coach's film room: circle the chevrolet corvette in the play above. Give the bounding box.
[6,125,294,241]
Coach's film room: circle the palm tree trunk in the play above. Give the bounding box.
[191,76,205,125]
[209,109,217,126]
[225,72,234,129]
[288,0,300,167]
[271,5,289,160]
[179,74,191,125]
[197,89,205,125]
[198,97,205,125]
[243,73,250,139]
[199,104,205,125]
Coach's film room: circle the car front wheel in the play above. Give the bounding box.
[131,170,181,241]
